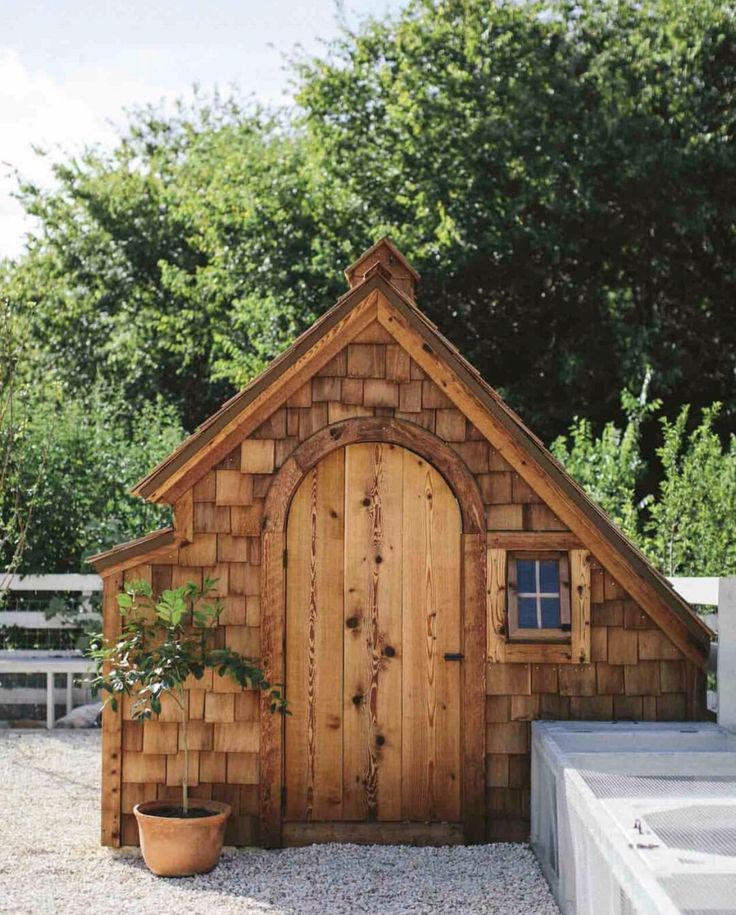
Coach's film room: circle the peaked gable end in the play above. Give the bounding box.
[126,244,711,665]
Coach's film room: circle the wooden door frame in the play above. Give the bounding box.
[259,416,487,847]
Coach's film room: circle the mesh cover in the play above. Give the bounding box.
[581,771,736,799]
[645,805,736,857]
[660,873,736,914]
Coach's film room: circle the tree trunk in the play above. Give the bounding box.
[179,686,189,813]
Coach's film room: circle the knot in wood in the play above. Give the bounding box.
[383,645,396,658]
[346,616,360,629]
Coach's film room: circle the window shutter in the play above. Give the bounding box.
[559,553,572,626]
[570,550,591,663]
[487,547,506,662]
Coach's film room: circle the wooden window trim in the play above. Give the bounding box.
[488,545,591,665]
[507,551,570,642]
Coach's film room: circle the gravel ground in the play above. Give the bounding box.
[0,730,560,915]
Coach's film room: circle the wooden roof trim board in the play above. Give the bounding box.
[88,527,182,577]
[127,240,711,662]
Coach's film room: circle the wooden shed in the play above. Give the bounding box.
[91,239,713,848]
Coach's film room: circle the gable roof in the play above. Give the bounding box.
[88,527,180,576]
[129,239,713,664]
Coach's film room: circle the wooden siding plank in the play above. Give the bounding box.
[241,440,275,474]
[343,443,403,821]
[174,489,194,542]
[462,532,486,843]
[401,451,462,821]
[285,450,345,821]
[215,471,254,507]
[282,821,463,847]
[487,532,583,550]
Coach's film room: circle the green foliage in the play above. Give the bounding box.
[554,395,736,576]
[645,405,736,575]
[3,0,735,444]
[89,577,281,718]
[2,383,184,573]
[0,298,44,590]
[551,377,660,539]
[295,0,736,438]
[3,100,346,430]
[89,577,285,810]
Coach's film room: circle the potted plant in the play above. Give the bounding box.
[90,577,284,877]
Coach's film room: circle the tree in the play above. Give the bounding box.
[0,298,43,593]
[644,405,736,576]
[296,0,736,439]
[90,577,284,813]
[3,383,183,573]
[4,0,735,444]
[3,100,347,430]
[553,392,736,576]
[550,375,659,539]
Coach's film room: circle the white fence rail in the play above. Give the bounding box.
[0,574,102,727]
[0,572,732,728]
[1,573,102,631]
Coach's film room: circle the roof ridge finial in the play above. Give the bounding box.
[344,237,420,300]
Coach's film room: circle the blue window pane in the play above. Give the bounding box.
[517,560,536,593]
[540,597,561,628]
[539,560,560,593]
[518,597,538,628]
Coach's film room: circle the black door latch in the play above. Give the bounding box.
[443,652,464,661]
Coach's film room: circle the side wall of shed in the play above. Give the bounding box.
[104,324,705,846]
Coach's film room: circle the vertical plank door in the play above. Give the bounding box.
[284,443,461,827]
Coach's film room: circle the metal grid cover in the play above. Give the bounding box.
[661,873,736,915]
[581,771,736,800]
[645,805,736,857]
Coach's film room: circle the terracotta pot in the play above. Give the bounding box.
[133,799,231,877]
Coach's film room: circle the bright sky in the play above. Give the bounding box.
[0,0,401,258]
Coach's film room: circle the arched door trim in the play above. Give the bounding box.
[259,416,486,846]
[263,417,485,535]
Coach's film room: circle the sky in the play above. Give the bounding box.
[0,0,401,258]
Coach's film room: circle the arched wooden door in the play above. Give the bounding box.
[284,442,462,837]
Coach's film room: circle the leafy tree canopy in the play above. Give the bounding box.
[553,394,736,575]
[3,0,734,444]
[4,381,182,572]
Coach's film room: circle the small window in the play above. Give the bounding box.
[508,552,571,641]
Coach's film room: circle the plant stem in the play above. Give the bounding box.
[179,685,189,814]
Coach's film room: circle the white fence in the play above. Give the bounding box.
[668,576,729,716]
[0,572,731,728]
[0,573,102,727]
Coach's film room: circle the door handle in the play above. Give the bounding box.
[444,652,464,661]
